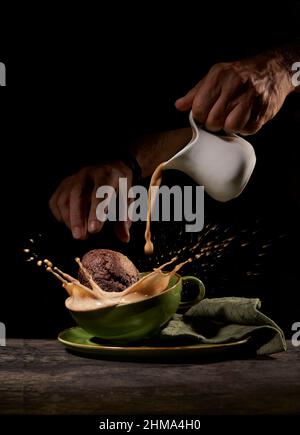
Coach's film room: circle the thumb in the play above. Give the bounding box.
[175,82,201,111]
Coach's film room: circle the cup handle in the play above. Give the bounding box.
[179,276,205,311]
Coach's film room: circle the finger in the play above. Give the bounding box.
[49,177,74,225]
[175,81,202,111]
[240,97,268,135]
[191,78,221,124]
[49,189,63,222]
[224,96,253,134]
[113,221,131,243]
[69,183,89,240]
[88,172,119,234]
[88,185,105,234]
[57,190,72,230]
[205,95,235,132]
[205,75,246,131]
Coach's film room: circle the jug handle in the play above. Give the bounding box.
[189,110,238,139]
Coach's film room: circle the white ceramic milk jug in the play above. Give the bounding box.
[164,112,256,202]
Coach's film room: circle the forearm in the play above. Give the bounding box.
[130,128,192,178]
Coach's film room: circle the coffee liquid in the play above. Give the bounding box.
[144,162,165,255]
[46,256,191,312]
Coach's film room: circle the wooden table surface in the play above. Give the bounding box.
[0,339,299,415]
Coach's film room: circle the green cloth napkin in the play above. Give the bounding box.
[160,297,286,355]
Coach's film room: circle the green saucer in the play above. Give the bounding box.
[58,327,249,361]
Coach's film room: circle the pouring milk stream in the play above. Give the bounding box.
[144,111,256,254]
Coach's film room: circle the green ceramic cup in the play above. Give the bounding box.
[68,273,205,344]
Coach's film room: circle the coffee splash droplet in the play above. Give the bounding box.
[44,259,53,268]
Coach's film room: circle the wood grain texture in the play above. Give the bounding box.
[0,340,299,415]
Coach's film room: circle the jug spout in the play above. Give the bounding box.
[164,112,256,202]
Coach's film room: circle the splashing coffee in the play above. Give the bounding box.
[45,253,191,312]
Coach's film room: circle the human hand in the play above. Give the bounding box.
[175,52,295,135]
[49,161,133,242]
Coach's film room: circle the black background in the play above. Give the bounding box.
[1,2,300,338]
